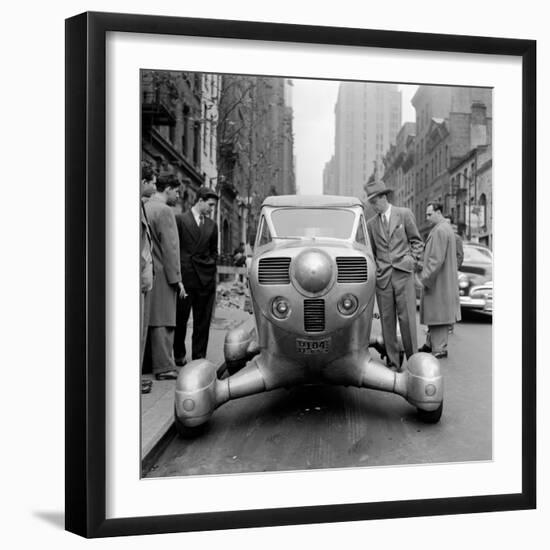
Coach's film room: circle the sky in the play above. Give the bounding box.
[292,80,418,195]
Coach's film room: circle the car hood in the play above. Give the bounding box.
[259,238,366,254]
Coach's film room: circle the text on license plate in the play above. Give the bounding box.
[296,337,331,354]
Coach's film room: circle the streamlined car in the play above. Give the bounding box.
[175,195,444,436]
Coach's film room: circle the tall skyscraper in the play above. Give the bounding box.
[331,82,401,198]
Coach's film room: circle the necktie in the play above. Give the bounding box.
[199,214,204,228]
[381,213,388,235]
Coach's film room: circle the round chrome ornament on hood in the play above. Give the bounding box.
[291,248,334,296]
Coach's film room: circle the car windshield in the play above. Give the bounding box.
[463,244,492,263]
[270,208,355,239]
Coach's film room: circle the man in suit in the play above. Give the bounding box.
[144,175,186,380]
[174,186,219,364]
[366,180,423,371]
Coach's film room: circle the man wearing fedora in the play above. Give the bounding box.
[366,179,423,371]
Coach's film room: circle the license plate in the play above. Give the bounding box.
[296,337,331,354]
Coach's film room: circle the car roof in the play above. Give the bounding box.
[262,195,362,208]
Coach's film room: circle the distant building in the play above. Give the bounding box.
[449,144,492,247]
[411,86,492,238]
[322,155,337,195]
[382,122,416,209]
[332,82,401,200]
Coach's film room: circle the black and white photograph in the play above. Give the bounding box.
[2,0,544,546]
[58,7,537,541]
[139,70,494,478]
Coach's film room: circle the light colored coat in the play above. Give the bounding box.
[420,219,461,325]
[144,195,181,327]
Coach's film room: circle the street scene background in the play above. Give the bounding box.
[140,70,493,477]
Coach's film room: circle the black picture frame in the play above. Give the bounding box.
[65,11,536,538]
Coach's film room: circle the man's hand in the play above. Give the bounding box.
[177,282,187,299]
[414,274,424,291]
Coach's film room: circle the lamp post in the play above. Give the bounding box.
[461,169,478,241]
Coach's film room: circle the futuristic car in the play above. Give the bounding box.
[175,195,443,436]
[458,241,493,312]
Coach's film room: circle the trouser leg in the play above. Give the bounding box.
[174,294,192,363]
[190,288,216,360]
[150,326,176,374]
[140,291,151,371]
[428,325,449,353]
[393,271,418,358]
[376,284,400,368]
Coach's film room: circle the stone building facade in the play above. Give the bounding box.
[411,86,492,239]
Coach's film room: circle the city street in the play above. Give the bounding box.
[145,311,492,478]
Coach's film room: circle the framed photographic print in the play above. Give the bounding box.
[65,11,536,538]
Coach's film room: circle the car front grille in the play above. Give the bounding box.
[258,257,291,284]
[336,256,368,283]
[304,299,325,332]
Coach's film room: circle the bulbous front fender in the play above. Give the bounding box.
[175,359,229,427]
[405,352,443,412]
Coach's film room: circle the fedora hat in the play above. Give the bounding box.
[365,179,392,202]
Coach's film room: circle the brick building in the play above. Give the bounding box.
[141,70,206,207]
[411,86,492,238]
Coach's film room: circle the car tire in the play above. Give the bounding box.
[417,401,443,424]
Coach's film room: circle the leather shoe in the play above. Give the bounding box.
[175,358,187,367]
[433,351,448,359]
[155,370,178,380]
[418,344,432,353]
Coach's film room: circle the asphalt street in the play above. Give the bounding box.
[146,311,492,478]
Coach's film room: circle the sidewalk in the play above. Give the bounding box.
[141,304,252,462]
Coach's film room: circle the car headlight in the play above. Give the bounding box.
[271,296,291,319]
[458,273,470,289]
[337,293,359,316]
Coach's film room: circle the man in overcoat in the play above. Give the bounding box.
[144,176,185,380]
[366,180,424,370]
[174,187,219,363]
[418,202,461,358]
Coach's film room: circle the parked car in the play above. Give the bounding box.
[467,280,493,316]
[458,242,493,313]
[174,195,444,436]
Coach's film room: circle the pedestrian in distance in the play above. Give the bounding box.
[144,175,186,380]
[417,202,461,358]
[174,186,219,364]
[366,179,424,371]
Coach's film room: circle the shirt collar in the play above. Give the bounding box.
[381,203,391,222]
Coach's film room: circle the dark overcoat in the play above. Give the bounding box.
[419,219,461,325]
[144,196,181,327]
[175,211,218,290]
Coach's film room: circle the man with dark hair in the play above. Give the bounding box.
[141,164,157,202]
[417,202,461,358]
[174,186,219,363]
[144,175,186,380]
[366,180,424,371]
